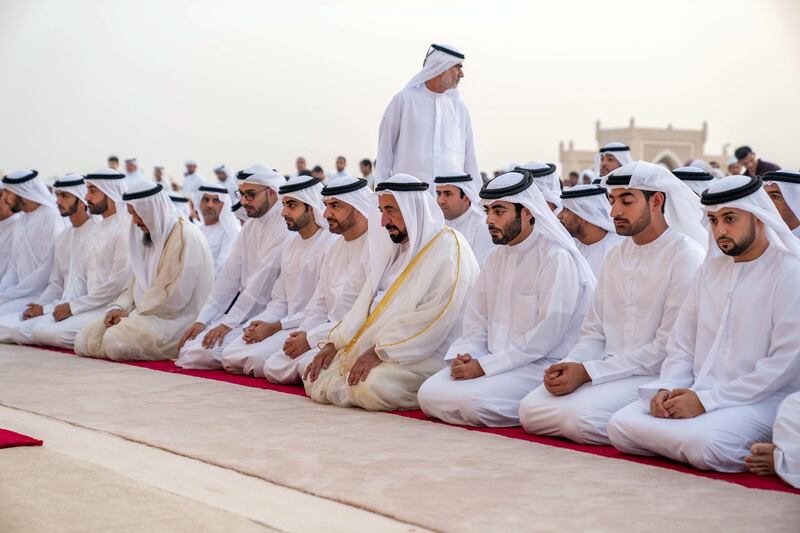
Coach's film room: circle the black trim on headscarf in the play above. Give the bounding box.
[375,181,430,192]
[122,183,164,201]
[85,172,125,181]
[278,177,323,194]
[762,170,800,185]
[700,176,763,206]
[479,173,534,200]
[673,170,713,181]
[2,170,39,184]
[198,185,229,194]
[605,174,633,186]
[53,176,85,188]
[321,178,369,196]
[512,163,557,179]
[434,174,472,184]
[169,194,189,203]
[599,145,631,153]
[560,186,608,199]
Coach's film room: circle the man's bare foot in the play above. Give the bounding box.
[745,442,777,476]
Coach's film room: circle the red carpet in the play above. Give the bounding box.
[24,346,800,495]
[0,428,43,449]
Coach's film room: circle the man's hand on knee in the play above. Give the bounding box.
[664,388,705,419]
[304,342,337,382]
[283,331,310,359]
[450,353,484,380]
[650,389,671,418]
[104,309,127,328]
[347,346,382,386]
[543,362,590,396]
[202,324,231,349]
[52,303,72,322]
[179,322,206,350]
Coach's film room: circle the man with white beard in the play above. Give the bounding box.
[762,169,800,238]
[264,176,371,384]
[0,176,95,345]
[175,169,291,369]
[375,44,480,193]
[196,183,240,277]
[218,175,335,376]
[0,181,20,291]
[558,184,625,277]
[418,172,595,426]
[519,161,706,445]
[75,181,213,360]
[0,170,65,315]
[609,176,800,472]
[29,169,132,349]
[303,174,479,411]
[434,172,493,265]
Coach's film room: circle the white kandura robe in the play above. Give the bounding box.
[773,392,800,488]
[31,212,131,349]
[201,222,237,278]
[304,228,479,411]
[175,205,291,369]
[0,219,94,345]
[75,220,214,360]
[0,214,20,292]
[0,205,62,316]
[445,207,494,266]
[519,228,704,444]
[576,231,625,278]
[220,227,335,377]
[608,245,800,472]
[264,232,369,384]
[182,172,204,196]
[418,230,592,427]
[375,85,480,191]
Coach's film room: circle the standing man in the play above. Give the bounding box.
[107,156,120,171]
[360,159,376,190]
[375,44,480,193]
[124,158,146,185]
[0,181,19,292]
[331,156,348,179]
[735,146,780,178]
[182,159,204,196]
[213,165,238,197]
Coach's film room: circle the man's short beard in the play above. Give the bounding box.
[327,209,357,235]
[9,197,23,213]
[202,208,220,225]
[247,196,271,218]
[615,208,651,237]
[719,217,757,257]
[286,210,312,232]
[489,215,522,245]
[385,224,408,244]
[88,197,108,215]
[59,201,78,217]
[142,233,153,246]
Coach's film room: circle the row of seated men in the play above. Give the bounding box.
[0,152,798,487]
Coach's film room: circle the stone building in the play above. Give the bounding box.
[559,118,729,176]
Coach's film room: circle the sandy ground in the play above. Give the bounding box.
[1,345,797,533]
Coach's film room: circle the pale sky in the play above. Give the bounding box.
[1,0,798,183]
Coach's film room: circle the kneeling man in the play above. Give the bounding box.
[75,182,214,360]
[609,176,800,471]
[418,171,595,426]
[303,174,479,411]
